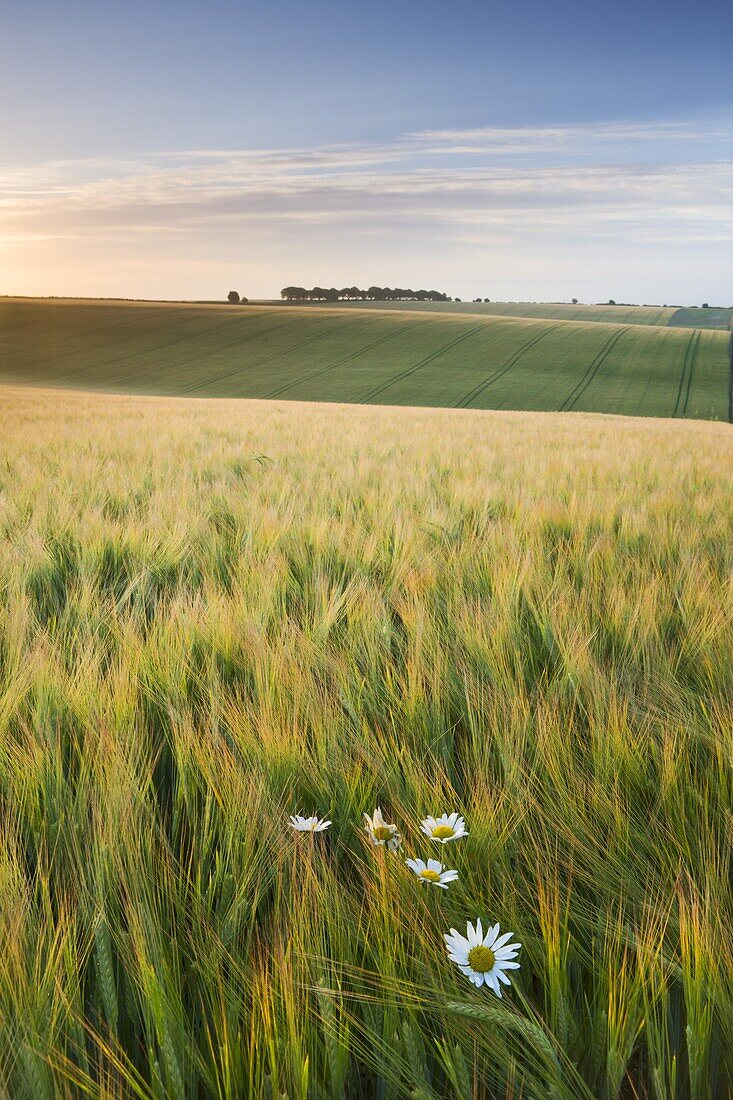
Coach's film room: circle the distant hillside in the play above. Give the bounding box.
[291,299,677,326]
[293,298,733,330]
[0,298,728,420]
[667,306,733,330]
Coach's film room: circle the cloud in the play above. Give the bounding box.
[407,120,733,154]
[2,120,731,297]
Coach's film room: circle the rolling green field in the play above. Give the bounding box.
[1,386,731,1098]
[667,307,733,330]
[290,299,733,330]
[283,299,730,327]
[0,298,729,419]
[296,299,680,326]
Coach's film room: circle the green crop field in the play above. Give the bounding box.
[1,386,731,1098]
[667,306,733,330]
[286,299,733,330]
[297,299,680,326]
[1,298,729,419]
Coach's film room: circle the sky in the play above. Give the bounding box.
[1,0,731,304]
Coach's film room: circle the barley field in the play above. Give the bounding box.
[0,300,729,421]
[1,385,731,1099]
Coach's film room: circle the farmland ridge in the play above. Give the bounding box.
[0,297,728,420]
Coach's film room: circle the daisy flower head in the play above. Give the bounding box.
[420,812,468,844]
[444,920,521,996]
[289,814,331,833]
[364,807,401,851]
[405,858,458,889]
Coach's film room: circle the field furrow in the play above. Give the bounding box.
[560,327,630,412]
[452,322,563,409]
[359,322,489,403]
[262,318,426,399]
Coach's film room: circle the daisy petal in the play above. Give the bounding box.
[483,923,501,948]
[447,948,470,963]
[495,946,521,960]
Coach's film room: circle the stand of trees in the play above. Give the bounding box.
[281,286,451,302]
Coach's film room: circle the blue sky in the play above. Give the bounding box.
[1,0,731,302]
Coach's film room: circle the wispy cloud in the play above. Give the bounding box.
[407,120,733,154]
[2,121,731,299]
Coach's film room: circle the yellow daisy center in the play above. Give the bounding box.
[432,824,455,839]
[420,869,441,882]
[467,946,495,973]
[373,825,393,841]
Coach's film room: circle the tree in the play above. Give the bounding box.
[571,298,578,305]
[702,303,709,309]
[483,298,491,303]
[227,290,240,304]
[608,299,616,306]
[277,284,454,303]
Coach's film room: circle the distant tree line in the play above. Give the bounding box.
[281,286,452,302]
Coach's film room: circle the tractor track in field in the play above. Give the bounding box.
[452,322,563,409]
[672,330,701,418]
[358,323,488,404]
[56,312,295,386]
[0,308,184,369]
[559,326,630,412]
[1,306,168,348]
[176,315,373,395]
[261,318,426,399]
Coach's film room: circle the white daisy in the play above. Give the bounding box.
[405,858,458,889]
[420,812,468,844]
[444,920,521,996]
[289,814,331,832]
[363,807,401,851]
